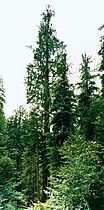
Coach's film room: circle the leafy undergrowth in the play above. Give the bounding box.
[33,201,50,210]
[20,201,50,210]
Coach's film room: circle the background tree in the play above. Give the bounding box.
[0,156,18,210]
[77,53,98,141]
[50,53,76,171]
[0,77,6,157]
[22,107,43,203]
[86,32,104,209]
[95,32,104,145]
[6,106,27,200]
[0,78,20,209]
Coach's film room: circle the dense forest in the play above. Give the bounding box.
[0,5,104,210]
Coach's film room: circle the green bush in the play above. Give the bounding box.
[48,136,104,209]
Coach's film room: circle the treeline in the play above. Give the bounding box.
[0,5,104,210]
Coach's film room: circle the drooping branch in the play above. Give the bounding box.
[98,24,104,30]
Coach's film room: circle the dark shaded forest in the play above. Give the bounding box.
[0,6,104,210]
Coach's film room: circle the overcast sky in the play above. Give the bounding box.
[0,0,104,116]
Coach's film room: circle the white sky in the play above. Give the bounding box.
[0,0,104,116]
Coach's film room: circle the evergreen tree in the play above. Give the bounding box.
[25,5,68,202]
[91,31,104,146]
[6,106,27,198]
[77,53,98,141]
[0,156,18,210]
[0,78,20,209]
[22,107,42,203]
[50,53,76,170]
[95,33,104,145]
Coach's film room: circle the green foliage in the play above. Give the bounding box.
[33,201,50,210]
[21,107,43,202]
[77,53,98,140]
[0,156,21,209]
[6,106,27,166]
[98,34,104,99]
[25,5,64,106]
[0,156,15,184]
[48,136,104,209]
[50,53,76,171]
[98,35,104,72]
[93,97,104,145]
[6,106,28,207]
